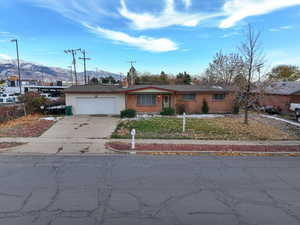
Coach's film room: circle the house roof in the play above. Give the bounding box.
[264,82,300,95]
[64,84,231,94]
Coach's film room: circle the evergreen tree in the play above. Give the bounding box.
[202,99,209,114]
[89,77,99,85]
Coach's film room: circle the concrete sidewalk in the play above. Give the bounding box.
[0,137,111,155]
[2,137,300,145]
[0,137,300,155]
[1,137,300,155]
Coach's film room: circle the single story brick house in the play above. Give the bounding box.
[64,84,235,115]
[259,82,300,113]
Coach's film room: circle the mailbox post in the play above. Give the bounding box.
[183,113,186,133]
[131,129,136,149]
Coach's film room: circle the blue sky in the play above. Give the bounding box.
[0,0,300,75]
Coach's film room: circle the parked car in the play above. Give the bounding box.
[262,105,281,115]
[40,93,60,101]
[0,93,18,104]
[290,103,300,123]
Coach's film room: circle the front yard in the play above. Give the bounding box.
[0,114,56,137]
[112,116,295,140]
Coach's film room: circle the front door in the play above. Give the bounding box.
[162,95,171,108]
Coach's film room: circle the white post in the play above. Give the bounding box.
[183,112,186,133]
[131,129,136,149]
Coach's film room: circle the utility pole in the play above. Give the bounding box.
[41,72,44,86]
[64,49,81,85]
[68,66,73,84]
[256,63,264,83]
[79,49,91,85]
[11,39,22,94]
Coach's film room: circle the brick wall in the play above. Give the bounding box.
[126,94,163,113]
[175,92,235,114]
[0,104,25,123]
[126,92,235,114]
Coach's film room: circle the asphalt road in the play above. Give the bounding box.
[0,155,300,225]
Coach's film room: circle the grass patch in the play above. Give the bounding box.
[112,117,294,140]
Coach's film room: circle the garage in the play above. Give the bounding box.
[76,97,118,115]
[65,85,126,115]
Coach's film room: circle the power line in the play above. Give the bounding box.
[128,61,136,67]
[64,48,81,85]
[79,49,91,85]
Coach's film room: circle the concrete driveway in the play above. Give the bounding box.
[41,116,120,139]
[0,116,120,155]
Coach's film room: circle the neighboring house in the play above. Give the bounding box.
[64,84,235,115]
[259,81,300,113]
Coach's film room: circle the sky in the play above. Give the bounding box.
[0,0,300,75]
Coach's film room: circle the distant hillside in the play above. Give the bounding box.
[0,59,124,82]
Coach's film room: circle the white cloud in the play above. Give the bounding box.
[220,0,300,28]
[25,0,178,52]
[269,25,294,32]
[182,0,191,9]
[0,31,18,40]
[267,49,300,67]
[221,31,239,38]
[0,53,12,60]
[119,0,221,30]
[84,23,178,52]
[281,25,294,30]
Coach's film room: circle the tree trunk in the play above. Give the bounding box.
[244,97,249,125]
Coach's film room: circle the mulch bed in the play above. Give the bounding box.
[0,115,55,137]
[0,142,25,149]
[107,142,300,153]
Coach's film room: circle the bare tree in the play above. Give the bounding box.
[204,50,245,87]
[240,24,264,124]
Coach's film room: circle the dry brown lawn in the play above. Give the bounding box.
[0,114,55,137]
[112,116,295,140]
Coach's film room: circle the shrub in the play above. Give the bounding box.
[233,101,240,114]
[18,92,48,114]
[202,99,209,114]
[120,109,136,118]
[160,107,175,116]
[176,104,186,115]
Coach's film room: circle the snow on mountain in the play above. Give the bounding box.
[0,60,124,81]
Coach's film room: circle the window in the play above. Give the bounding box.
[137,95,156,106]
[213,94,225,100]
[182,94,196,101]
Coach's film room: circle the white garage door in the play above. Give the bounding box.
[76,97,117,115]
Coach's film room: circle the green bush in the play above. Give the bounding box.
[176,104,186,115]
[202,99,209,114]
[120,109,136,118]
[160,107,175,116]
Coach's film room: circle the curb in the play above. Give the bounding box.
[106,143,300,157]
[107,148,300,157]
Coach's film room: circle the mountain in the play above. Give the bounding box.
[0,59,124,82]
